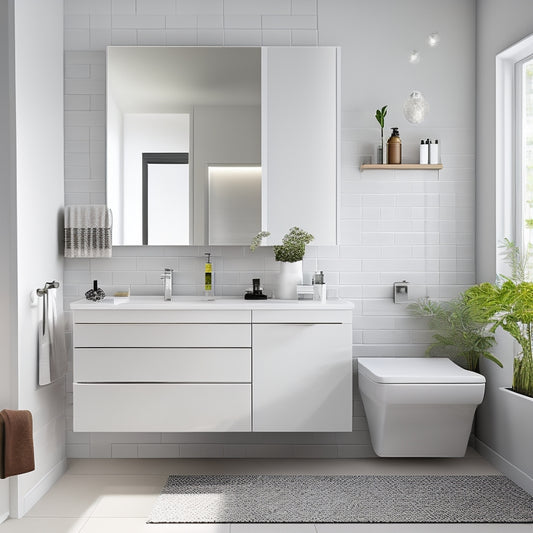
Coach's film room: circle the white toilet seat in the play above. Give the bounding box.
[358,357,486,384]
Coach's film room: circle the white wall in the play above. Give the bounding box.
[193,105,261,244]
[63,0,476,459]
[0,0,15,522]
[476,0,533,492]
[106,92,123,242]
[476,0,533,284]
[11,0,66,518]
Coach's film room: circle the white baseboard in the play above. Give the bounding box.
[475,437,533,495]
[22,458,68,517]
[0,511,9,524]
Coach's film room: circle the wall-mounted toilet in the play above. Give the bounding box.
[357,357,486,457]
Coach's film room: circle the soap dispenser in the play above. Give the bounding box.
[387,127,402,164]
[204,252,214,300]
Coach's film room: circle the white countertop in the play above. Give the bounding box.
[70,295,354,311]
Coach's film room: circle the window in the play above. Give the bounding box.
[496,34,533,274]
[518,57,533,249]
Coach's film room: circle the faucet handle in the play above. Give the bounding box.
[161,268,174,280]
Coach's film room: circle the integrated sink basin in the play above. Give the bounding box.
[70,295,353,310]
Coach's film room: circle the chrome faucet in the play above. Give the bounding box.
[160,268,173,301]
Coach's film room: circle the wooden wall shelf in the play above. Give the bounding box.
[360,164,443,170]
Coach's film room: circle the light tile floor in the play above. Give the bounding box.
[1,449,531,532]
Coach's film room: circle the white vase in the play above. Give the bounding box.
[276,261,303,300]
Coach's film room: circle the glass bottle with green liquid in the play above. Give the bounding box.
[204,252,214,300]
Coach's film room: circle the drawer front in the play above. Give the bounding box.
[74,348,251,383]
[252,309,352,324]
[74,323,251,348]
[73,383,251,432]
[73,309,251,323]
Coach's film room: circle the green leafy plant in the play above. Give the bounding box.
[250,227,314,263]
[375,105,388,159]
[408,294,501,372]
[464,239,533,397]
[250,231,270,252]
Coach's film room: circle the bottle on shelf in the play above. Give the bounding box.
[387,127,402,164]
[419,139,429,164]
[430,139,439,164]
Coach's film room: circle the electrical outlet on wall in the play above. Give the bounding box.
[393,281,409,303]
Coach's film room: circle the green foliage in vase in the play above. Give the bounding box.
[273,227,314,263]
[250,227,314,263]
[375,105,388,148]
[250,231,270,252]
[375,105,388,129]
[408,295,500,372]
[463,239,533,397]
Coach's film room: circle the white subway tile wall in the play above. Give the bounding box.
[63,0,475,459]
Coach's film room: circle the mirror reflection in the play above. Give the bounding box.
[106,46,261,245]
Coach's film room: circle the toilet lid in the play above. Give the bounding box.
[357,357,486,384]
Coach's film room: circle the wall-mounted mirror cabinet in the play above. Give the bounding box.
[106,46,339,246]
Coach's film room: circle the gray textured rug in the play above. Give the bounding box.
[147,474,533,523]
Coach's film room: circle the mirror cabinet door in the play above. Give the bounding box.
[106,46,338,246]
[262,47,338,245]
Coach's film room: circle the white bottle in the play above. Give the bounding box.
[430,139,439,164]
[313,271,327,303]
[419,139,428,164]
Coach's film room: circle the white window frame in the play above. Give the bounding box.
[515,55,533,251]
[495,34,533,273]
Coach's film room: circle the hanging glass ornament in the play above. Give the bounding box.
[403,91,429,124]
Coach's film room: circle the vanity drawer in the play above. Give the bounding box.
[74,323,251,348]
[252,309,352,324]
[73,383,251,432]
[74,348,251,383]
[73,309,251,324]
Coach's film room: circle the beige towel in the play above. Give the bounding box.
[0,409,35,479]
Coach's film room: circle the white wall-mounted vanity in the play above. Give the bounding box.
[71,297,353,433]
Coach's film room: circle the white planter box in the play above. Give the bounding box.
[499,385,533,405]
[497,387,533,476]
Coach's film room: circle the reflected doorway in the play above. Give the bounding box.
[142,153,190,245]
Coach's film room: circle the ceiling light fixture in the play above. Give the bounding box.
[409,50,421,64]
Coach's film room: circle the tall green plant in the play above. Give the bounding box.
[464,239,533,397]
[408,295,500,372]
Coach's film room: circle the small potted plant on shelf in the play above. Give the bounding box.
[375,105,388,164]
[463,239,533,398]
[251,227,314,299]
[408,294,501,373]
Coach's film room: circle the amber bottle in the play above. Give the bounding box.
[387,127,402,164]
